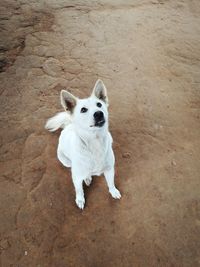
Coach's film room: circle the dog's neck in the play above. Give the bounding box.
[74,125,108,146]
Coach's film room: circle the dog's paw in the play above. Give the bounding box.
[84,177,92,186]
[109,187,121,199]
[75,196,85,210]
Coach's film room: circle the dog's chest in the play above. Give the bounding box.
[84,136,108,174]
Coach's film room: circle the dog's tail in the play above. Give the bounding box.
[45,112,72,132]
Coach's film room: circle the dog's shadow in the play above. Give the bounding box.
[83,175,107,204]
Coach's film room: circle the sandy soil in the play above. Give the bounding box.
[0,0,200,266]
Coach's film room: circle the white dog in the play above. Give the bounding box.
[45,79,121,209]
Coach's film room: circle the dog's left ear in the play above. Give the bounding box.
[92,79,108,104]
[60,90,77,113]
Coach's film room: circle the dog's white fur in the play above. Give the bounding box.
[45,79,121,209]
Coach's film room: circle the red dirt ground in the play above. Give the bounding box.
[0,1,200,266]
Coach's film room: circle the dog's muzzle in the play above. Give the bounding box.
[93,111,105,127]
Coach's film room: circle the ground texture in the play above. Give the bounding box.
[0,0,200,266]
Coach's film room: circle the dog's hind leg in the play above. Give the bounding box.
[57,149,71,167]
[84,176,92,186]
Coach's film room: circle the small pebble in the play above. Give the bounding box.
[122,152,131,159]
[171,160,177,166]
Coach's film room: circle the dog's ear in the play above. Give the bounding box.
[60,90,77,113]
[92,79,108,104]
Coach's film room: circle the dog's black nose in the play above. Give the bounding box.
[94,111,104,121]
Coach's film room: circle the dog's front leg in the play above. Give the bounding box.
[72,176,85,209]
[104,168,121,199]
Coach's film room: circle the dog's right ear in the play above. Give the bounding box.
[92,79,108,105]
[60,90,77,113]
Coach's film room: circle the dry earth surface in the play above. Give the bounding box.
[0,0,200,266]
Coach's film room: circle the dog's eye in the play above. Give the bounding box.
[97,102,102,108]
[81,107,88,113]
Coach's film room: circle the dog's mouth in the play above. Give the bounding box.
[95,119,105,127]
[90,119,106,128]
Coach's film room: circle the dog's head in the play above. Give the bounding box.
[60,79,109,131]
